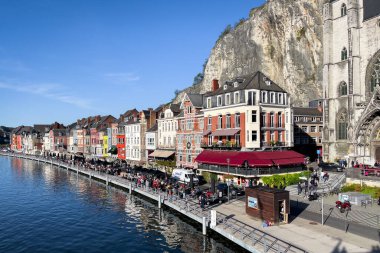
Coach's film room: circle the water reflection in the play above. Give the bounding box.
[5,157,245,253]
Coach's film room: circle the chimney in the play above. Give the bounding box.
[317,101,323,113]
[212,79,219,91]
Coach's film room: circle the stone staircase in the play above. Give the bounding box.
[286,172,346,196]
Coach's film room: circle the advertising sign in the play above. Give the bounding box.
[248,196,258,209]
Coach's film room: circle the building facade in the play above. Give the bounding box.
[202,72,293,151]
[293,107,323,161]
[323,0,380,163]
[176,93,204,169]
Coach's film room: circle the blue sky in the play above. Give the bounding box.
[0,0,265,127]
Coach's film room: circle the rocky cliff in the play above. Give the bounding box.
[174,0,323,106]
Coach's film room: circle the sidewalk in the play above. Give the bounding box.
[213,198,380,253]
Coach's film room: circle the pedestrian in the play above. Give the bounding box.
[200,193,205,210]
[297,182,302,195]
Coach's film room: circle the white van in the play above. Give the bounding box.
[171,169,199,185]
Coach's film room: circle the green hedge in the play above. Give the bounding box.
[261,171,311,189]
[341,184,380,198]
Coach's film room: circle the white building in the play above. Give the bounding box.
[145,124,157,163]
[323,0,380,163]
[125,121,142,163]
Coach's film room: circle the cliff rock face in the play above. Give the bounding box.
[175,0,323,106]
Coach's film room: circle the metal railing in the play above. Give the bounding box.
[1,152,308,253]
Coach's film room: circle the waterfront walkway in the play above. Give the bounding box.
[2,153,379,253]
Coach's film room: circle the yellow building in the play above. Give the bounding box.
[103,135,108,157]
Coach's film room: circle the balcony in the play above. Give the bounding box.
[261,141,288,148]
[201,141,241,150]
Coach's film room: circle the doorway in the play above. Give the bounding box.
[278,200,287,223]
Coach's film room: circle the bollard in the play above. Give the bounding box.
[158,195,162,209]
[202,217,207,235]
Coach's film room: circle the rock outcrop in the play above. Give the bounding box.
[174,0,323,106]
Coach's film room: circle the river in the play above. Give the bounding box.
[0,156,246,253]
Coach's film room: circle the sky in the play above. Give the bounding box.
[0,0,265,127]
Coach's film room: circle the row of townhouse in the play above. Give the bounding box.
[10,71,323,175]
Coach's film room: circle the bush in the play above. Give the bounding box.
[340,183,380,198]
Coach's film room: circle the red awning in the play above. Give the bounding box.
[210,129,240,137]
[195,150,305,167]
[272,158,305,166]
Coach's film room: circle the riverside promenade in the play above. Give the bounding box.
[2,153,379,253]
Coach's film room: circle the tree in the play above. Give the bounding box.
[192,73,204,86]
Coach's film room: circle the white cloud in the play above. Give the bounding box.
[104,72,140,84]
[0,82,92,109]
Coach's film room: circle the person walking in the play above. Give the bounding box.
[200,193,206,210]
[297,182,302,195]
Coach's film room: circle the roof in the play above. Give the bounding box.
[293,107,322,116]
[149,150,175,158]
[205,71,286,98]
[170,103,181,114]
[146,123,158,132]
[363,0,380,21]
[33,124,50,134]
[195,150,305,167]
[187,94,204,107]
[52,129,67,136]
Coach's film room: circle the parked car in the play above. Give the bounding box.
[318,162,343,172]
[216,183,245,196]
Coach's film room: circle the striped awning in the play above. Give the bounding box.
[210,129,240,137]
[149,150,175,158]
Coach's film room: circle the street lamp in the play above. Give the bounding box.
[227,158,230,203]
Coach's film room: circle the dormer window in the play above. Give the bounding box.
[265,80,271,86]
[225,93,230,105]
[223,85,228,90]
[278,93,283,104]
[270,92,275,103]
[261,91,268,103]
[207,97,212,108]
[187,107,191,114]
[234,81,239,87]
[217,95,222,106]
[234,92,240,104]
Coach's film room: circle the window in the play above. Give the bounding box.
[251,131,257,142]
[301,126,308,132]
[270,113,274,127]
[341,3,347,17]
[208,116,212,130]
[279,131,283,142]
[370,55,380,91]
[295,116,299,122]
[217,115,222,129]
[319,126,323,132]
[226,114,231,128]
[278,112,282,127]
[235,113,240,127]
[234,81,239,87]
[261,91,267,103]
[341,47,348,61]
[168,137,171,146]
[187,107,192,114]
[286,112,289,124]
[248,91,256,105]
[247,130,249,142]
[223,84,228,90]
[234,92,240,104]
[251,110,257,123]
[270,131,275,141]
[198,118,204,130]
[278,93,283,104]
[339,82,347,96]
[225,94,231,105]
[270,92,275,103]
[261,113,266,127]
[180,120,185,130]
[311,126,316,132]
[338,111,348,140]
[217,96,222,106]
[207,97,212,108]
[235,134,240,146]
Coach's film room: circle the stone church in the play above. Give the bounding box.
[323,0,380,164]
